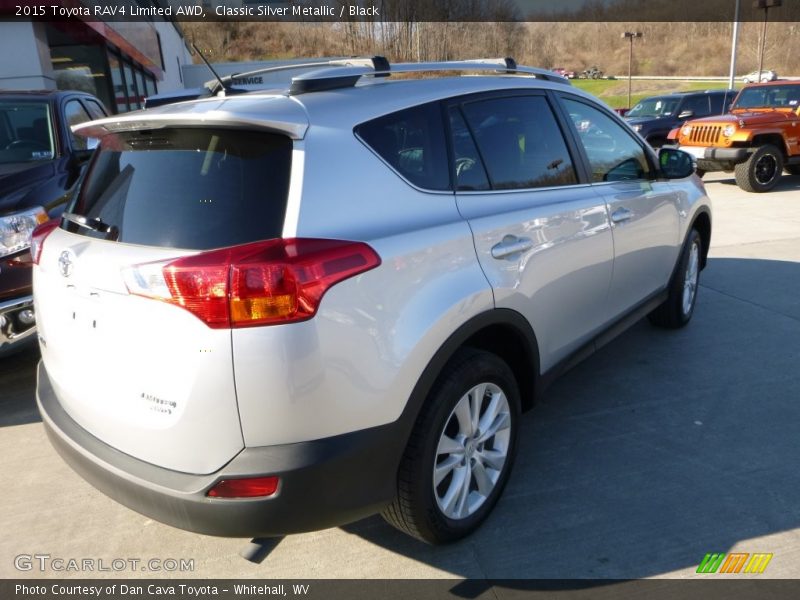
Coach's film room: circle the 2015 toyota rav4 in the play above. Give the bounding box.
[33,58,710,544]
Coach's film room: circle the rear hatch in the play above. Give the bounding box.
[34,118,297,474]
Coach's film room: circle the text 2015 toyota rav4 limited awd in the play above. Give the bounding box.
[34,58,710,544]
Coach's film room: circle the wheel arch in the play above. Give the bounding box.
[690,208,712,270]
[750,133,789,158]
[401,309,541,436]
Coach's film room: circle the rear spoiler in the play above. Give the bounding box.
[72,104,308,141]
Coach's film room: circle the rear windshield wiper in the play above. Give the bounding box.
[61,212,119,241]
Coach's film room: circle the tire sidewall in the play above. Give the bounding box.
[415,351,521,541]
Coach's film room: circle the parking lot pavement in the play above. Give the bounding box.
[1,172,799,580]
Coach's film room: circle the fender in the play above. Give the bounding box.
[395,308,540,444]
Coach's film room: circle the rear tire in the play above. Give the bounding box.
[734,144,784,192]
[649,228,702,329]
[382,348,520,544]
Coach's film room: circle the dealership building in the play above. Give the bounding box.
[0,6,191,113]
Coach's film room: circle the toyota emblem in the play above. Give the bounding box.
[58,249,75,278]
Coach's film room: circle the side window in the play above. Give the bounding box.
[64,100,93,150]
[682,95,711,117]
[460,96,577,190]
[448,107,489,191]
[83,99,108,120]
[356,102,449,191]
[709,94,726,115]
[562,97,650,183]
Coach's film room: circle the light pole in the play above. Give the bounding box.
[753,0,782,82]
[728,0,741,90]
[621,31,642,110]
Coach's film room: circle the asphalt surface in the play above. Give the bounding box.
[2,172,800,580]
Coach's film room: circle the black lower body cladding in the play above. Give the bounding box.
[36,362,407,537]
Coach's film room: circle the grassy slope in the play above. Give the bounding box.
[572,79,743,109]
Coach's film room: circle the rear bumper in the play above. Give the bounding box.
[37,361,406,537]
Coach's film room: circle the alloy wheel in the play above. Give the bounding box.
[433,382,511,520]
[682,240,700,316]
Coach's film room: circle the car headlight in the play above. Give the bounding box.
[631,124,642,132]
[681,125,692,136]
[0,206,48,258]
[723,124,736,137]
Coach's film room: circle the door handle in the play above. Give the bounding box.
[491,235,534,259]
[611,207,633,223]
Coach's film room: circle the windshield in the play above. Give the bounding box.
[734,85,800,110]
[0,101,55,164]
[626,97,681,118]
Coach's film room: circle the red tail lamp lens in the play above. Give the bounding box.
[123,238,381,328]
[207,476,280,498]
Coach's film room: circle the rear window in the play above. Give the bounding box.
[65,128,291,250]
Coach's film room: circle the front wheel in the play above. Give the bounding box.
[382,349,520,544]
[649,228,702,329]
[734,144,784,192]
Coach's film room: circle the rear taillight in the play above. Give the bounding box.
[122,238,381,328]
[207,476,280,498]
[30,219,60,265]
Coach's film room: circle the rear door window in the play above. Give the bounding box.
[459,95,578,190]
[64,100,93,150]
[66,128,291,250]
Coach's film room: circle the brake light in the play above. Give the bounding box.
[122,238,381,328]
[207,476,280,498]
[30,219,60,265]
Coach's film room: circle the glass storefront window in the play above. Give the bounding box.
[49,43,113,112]
[145,75,157,98]
[123,61,139,110]
[135,69,147,106]
[108,52,128,113]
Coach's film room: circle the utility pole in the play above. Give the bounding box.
[621,31,643,110]
[728,0,741,90]
[754,0,782,82]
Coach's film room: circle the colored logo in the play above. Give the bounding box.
[697,552,773,574]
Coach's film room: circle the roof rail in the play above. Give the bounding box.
[289,57,570,95]
[205,57,390,95]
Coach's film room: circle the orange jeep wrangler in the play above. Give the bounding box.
[668,81,800,192]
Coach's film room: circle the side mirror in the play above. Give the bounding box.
[70,138,99,167]
[659,147,695,179]
[677,110,694,120]
[70,149,94,165]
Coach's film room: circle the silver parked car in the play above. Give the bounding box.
[742,69,778,84]
[32,57,710,544]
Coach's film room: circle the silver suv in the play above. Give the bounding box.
[33,58,710,545]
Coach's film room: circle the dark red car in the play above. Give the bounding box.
[551,67,576,79]
[0,90,107,355]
